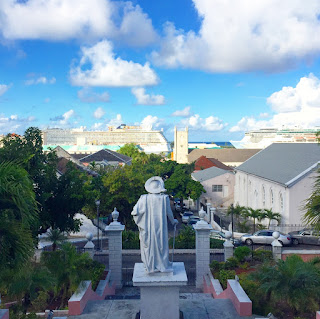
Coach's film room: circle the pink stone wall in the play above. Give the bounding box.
[282,253,320,262]
[316,311,320,319]
[0,310,9,319]
[203,274,252,317]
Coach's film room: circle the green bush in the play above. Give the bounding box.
[224,257,239,270]
[210,238,224,249]
[122,230,140,249]
[234,246,251,262]
[209,260,221,272]
[169,226,195,249]
[216,269,236,289]
[252,249,273,262]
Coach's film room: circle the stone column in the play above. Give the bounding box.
[223,231,234,261]
[271,231,282,260]
[84,232,95,259]
[105,208,125,289]
[193,208,213,289]
[206,203,211,223]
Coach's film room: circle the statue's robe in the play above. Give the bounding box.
[131,193,175,273]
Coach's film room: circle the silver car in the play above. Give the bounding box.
[289,229,320,245]
[240,230,291,246]
[181,211,194,223]
[210,230,241,246]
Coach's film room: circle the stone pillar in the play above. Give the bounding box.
[223,231,234,261]
[105,208,125,289]
[84,232,95,259]
[193,207,213,289]
[206,203,211,223]
[271,231,282,260]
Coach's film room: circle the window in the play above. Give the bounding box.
[212,185,223,192]
[262,186,266,207]
[270,189,274,206]
[279,192,284,212]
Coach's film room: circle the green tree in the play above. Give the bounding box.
[260,209,281,228]
[7,262,55,313]
[304,167,320,230]
[41,243,104,306]
[118,143,141,158]
[250,255,320,316]
[242,208,263,233]
[46,228,67,251]
[165,164,204,204]
[0,161,38,282]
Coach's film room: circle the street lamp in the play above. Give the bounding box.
[95,199,101,251]
[230,203,234,240]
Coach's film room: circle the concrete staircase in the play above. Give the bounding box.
[68,293,264,319]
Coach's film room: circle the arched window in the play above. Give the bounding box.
[270,189,274,207]
[254,190,259,208]
[279,192,284,212]
[262,186,266,207]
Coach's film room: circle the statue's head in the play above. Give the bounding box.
[145,176,166,194]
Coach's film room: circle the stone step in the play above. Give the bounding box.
[69,299,263,319]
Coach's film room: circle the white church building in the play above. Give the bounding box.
[234,143,320,226]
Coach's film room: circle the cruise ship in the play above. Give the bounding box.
[42,124,172,155]
[231,127,320,149]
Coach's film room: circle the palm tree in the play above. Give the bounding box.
[260,209,281,228]
[242,208,263,233]
[7,262,55,313]
[46,228,67,251]
[227,204,247,223]
[250,255,320,316]
[0,161,38,282]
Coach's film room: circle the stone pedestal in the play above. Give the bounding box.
[271,231,282,260]
[133,262,187,319]
[105,219,125,289]
[193,216,213,289]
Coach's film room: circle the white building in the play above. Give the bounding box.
[192,166,235,208]
[234,143,320,226]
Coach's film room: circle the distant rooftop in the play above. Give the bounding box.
[192,166,233,182]
[236,143,320,186]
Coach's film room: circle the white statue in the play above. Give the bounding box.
[131,176,178,274]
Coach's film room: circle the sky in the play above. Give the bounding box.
[1,0,320,142]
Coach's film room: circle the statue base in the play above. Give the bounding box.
[133,262,188,319]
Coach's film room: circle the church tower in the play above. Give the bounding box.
[173,126,188,163]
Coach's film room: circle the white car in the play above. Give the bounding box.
[181,211,193,223]
[240,230,291,246]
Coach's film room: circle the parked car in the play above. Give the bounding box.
[181,211,194,223]
[289,229,320,245]
[187,216,200,225]
[210,230,241,246]
[175,203,186,212]
[240,230,291,246]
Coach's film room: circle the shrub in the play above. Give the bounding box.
[252,249,273,262]
[239,262,250,270]
[122,230,140,249]
[210,238,224,249]
[217,269,236,289]
[169,225,195,249]
[209,260,221,273]
[224,257,239,270]
[234,246,251,262]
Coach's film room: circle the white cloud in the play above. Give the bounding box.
[171,106,191,117]
[70,40,159,87]
[0,0,156,46]
[91,122,104,130]
[0,114,35,135]
[230,74,320,132]
[25,76,56,86]
[0,84,10,96]
[181,114,227,131]
[78,87,110,103]
[259,113,269,119]
[152,0,320,72]
[107,114,123,128]
[140,115,165,130]
[50,109,76,126]
[131,87,165,105]
[93,107,105,119]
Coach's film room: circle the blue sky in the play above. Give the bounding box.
[1,0,320,142]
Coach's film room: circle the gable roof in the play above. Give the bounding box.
[188,149,261,163]
[236,143,320,187]
[79,149,132,165]
[208,158,233,170]
[192,166,234,182]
